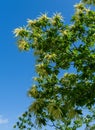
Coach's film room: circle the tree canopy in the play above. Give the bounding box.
[14,0,95,130]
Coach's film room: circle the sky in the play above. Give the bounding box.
[0,0,80,130]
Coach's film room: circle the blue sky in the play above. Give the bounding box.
[0,0,80,130]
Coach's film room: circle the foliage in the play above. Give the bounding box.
[82,0,95,5]
[14,0,95,130]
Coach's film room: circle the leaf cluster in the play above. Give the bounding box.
[14,1,95,130]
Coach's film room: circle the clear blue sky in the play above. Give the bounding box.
[0,0,80,130]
